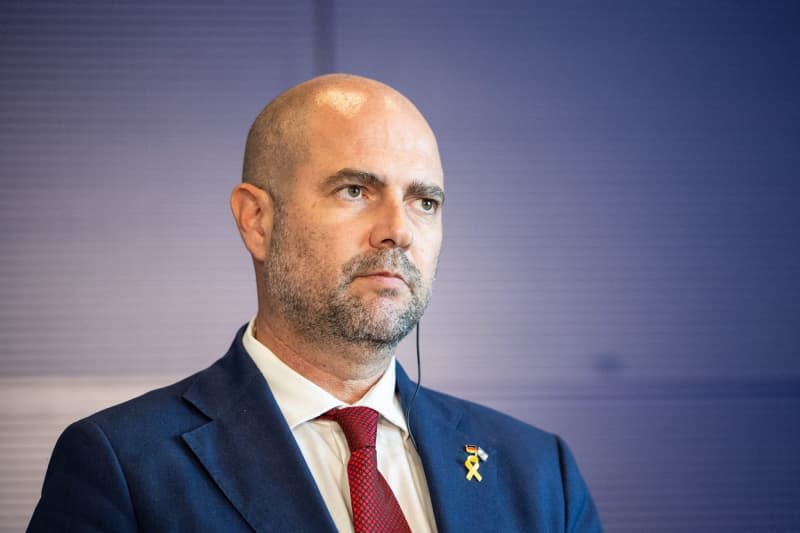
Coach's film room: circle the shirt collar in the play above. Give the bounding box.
[242,318,409,435]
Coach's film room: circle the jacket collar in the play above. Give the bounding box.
[181,326,337,533]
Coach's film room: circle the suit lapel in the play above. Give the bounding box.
[177,330,502,532]
[181,330,337,533]
[397,366,501,533]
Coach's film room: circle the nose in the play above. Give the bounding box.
[369,199,413,250]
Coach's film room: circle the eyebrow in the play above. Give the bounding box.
[321,168,445,205]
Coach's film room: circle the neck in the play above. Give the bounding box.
[253,313,394,404]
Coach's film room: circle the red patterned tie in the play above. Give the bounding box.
[322,407,412,533]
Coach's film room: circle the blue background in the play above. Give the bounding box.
[1,1,798,531]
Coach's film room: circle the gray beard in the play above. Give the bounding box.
[262,219,432,351]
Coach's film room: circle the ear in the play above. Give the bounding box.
[230,183,274,262]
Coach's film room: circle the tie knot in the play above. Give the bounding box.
[322,406,379,451]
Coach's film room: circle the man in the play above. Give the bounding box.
[28,74,602,532]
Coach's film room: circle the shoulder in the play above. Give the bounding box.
[90,373,200,432]
[418,385,556,446]
[397,363,555,449]
[90,372,201,427]
[66,367,210,463]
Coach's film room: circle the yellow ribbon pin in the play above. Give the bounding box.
[464,454,482,481]
[464,445,484,481]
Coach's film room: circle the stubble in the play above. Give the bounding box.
[262,212,433,351]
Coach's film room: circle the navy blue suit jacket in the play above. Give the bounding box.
[29,326,602,532]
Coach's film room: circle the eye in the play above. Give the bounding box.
[418,198,438,213]
[343,185,363,199]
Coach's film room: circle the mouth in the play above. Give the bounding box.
[355,271,409,289]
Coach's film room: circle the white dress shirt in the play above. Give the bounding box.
[242,319,437,533]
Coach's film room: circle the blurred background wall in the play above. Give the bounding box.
[1,1,798,531]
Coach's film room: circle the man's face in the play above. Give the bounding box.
[262,91,444,350]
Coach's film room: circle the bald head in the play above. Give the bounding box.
[241,74,439,204]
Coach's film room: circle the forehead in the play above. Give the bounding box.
[298,90,444,188]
